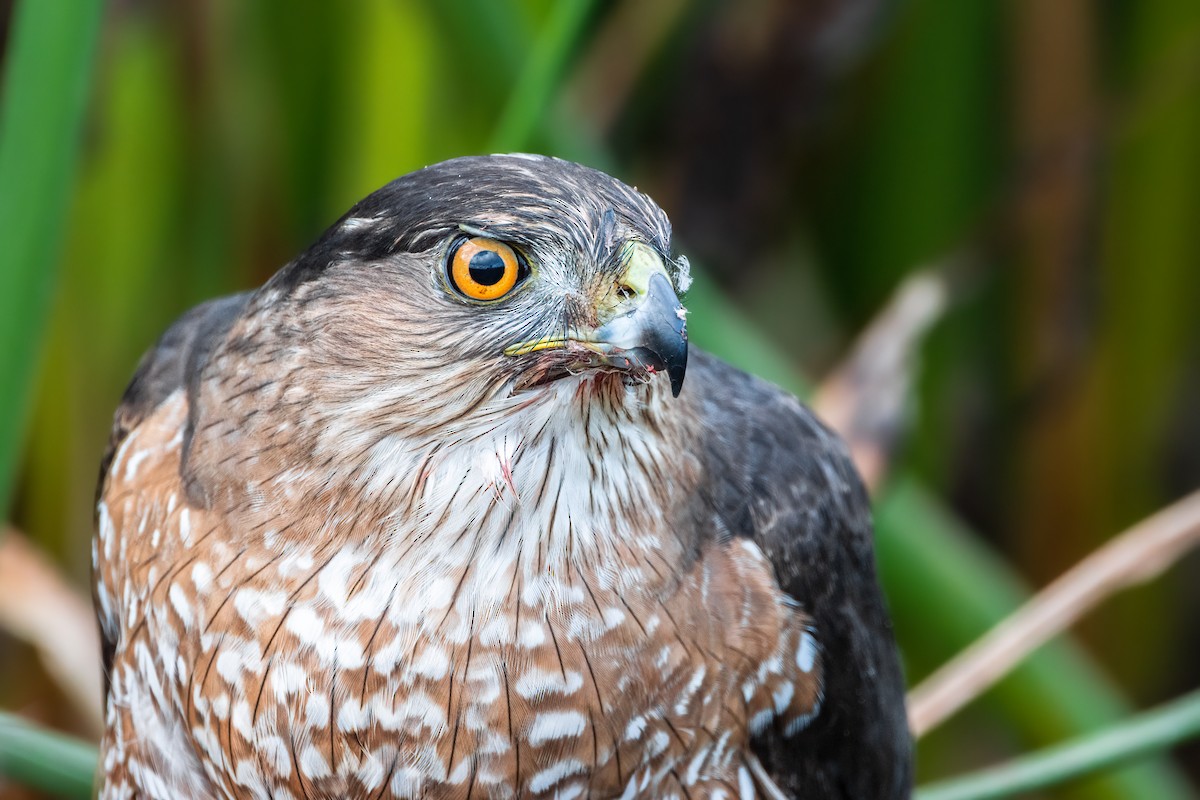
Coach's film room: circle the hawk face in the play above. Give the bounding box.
[247,155,687,439]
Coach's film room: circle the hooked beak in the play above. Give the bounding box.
[505,242,689,397]
[591,271,688,396]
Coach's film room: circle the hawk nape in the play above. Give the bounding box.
[94,155,911,799]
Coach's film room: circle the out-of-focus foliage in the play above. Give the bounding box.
[0,0,102,520]
[917,687,1200,800]
[2,1,1200,798]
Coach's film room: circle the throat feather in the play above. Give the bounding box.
[342,380,684,607]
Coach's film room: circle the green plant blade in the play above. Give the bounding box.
[0,0,104,518]
[0,712,96,800]
[916,688,1200,800]
[488,0,601,153]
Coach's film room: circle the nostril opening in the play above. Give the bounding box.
[616,285,636,300]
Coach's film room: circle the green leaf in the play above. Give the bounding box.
[0,712,96,800]
[488,0,602,153]
[917,688,1200,800]
[0,0,104,517]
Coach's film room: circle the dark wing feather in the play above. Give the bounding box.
[687,350,912,799]
[94,291,251,699]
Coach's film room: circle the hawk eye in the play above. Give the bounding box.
[447,236,527,301]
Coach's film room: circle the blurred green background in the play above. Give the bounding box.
[2,0,1200,798]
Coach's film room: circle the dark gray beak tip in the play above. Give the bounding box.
[668,355,686,397]
[664,329,687,397]
[644,273,687,397]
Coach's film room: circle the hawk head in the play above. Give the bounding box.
[290,154,687,390]
[184,155,692,509]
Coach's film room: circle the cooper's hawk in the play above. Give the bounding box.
[94,155,910,799]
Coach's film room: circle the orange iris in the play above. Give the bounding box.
[448,237,523,301]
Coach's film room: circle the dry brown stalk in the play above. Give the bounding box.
[907,489,1200,737]
[812,269,948,493]
[0,528,102,734]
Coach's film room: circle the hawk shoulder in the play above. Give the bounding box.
[95,291,249,696]
[98,292,250,498]
[686,350,912,799]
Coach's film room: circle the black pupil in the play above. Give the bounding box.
[468,249,507,286]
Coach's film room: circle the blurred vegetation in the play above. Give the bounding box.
[2,0,1200,798]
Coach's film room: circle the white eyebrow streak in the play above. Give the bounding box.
[341,216,385,232]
